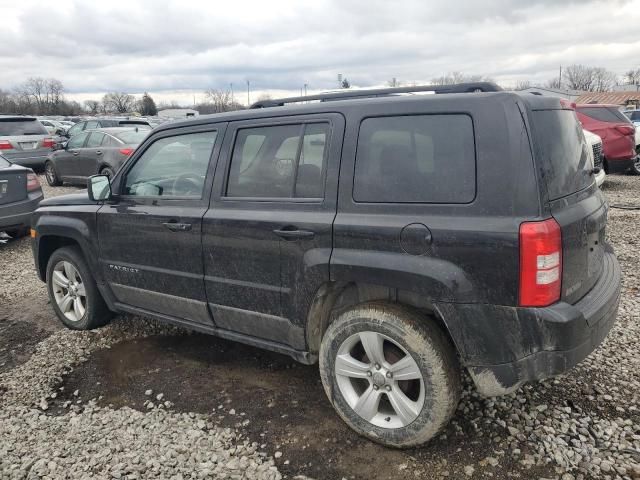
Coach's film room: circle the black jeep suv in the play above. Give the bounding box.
[31,83,620,448]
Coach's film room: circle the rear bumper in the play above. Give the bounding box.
[0,191,43,230]
[436,249,621,396]
[606,157,635,174]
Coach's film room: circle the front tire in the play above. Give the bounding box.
[46,246,112,330]
[45,161,62,186]
[319,303,461,448]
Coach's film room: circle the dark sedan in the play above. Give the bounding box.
[0,154,43,237]
[45,128,149,186]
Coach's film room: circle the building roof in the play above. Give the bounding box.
[575,91,640,105]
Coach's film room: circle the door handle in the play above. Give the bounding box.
[273,227,315,240]
[96,150,103,155]
[163,222,192,232]
[72,151,79,156]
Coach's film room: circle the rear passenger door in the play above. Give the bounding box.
[204,114,344,350]
[76,131,105,178]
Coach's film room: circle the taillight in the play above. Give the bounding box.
[42,138,55,148]
[519,218,562,307]
[119,148,133,156]
[615,125,635,136]
[0,140,13,150]
[26,171,40,192]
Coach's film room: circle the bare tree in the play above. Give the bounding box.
[431,72,490,85]
[102,92,136,113]
[545,77,562,89]
[514,80,531,91]
[201,89,243,113]
[624,68,640,85]
[84,100,100,114]
[563,65,618,92]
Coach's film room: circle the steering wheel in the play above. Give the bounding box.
[171,173,202,196]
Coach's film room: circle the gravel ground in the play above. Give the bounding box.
[0,175,639,479]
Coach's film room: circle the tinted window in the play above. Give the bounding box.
[0,119,48,136]
[114,130,148,144]
[353,115,475,203]
[124,131,216,198]
[578,107,630,123]
[86,132,105,148]
[533,109,592,200]
[67,132,89,149]
[226,123,329,199]
[0,155,10,168]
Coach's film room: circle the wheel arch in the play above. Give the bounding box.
[305,281,461,360]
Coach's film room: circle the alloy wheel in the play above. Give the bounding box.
[334,331,425,429]
[51,260,87,322]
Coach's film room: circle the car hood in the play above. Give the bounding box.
[39,191,94,206]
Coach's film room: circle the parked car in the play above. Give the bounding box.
[65,119,152,138]
[38,119,67,136]
[622,110,640,153]
[583,129,606,187]
[0,154,43,236]
[45,128,149,186]
[31,83,620,448]
[0,116,56,169]
[575,104,637,174]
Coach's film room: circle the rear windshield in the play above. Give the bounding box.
[0,155,10,168]
[578,106,630,123]
[533,109,592,200]
[0,119,48,136]
[114,130,148,144]
[119,121,151,129]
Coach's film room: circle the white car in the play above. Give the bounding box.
[583,129,606,187]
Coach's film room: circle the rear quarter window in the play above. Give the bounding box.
[353,114,476,203]
[532,109,592,200]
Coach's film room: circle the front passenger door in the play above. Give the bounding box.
[97,125,226,326]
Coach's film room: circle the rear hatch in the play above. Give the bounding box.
[531,108,606,306]
[0,118,51,155]
[0,156,28,206]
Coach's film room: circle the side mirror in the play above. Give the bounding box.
[54,128,65,135]
[53,141,67,151]
[88,175,112,201]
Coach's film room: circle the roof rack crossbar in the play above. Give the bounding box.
[250,82,502,108]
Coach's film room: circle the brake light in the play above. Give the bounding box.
[519,218,562,307]
[42,138,55,148]
[615,125,635,136]
[0,140,13,150]
[26,171,40,192]
[119,148,133,156]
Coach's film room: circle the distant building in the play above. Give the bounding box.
[158,108,199,118]
[574,91,640,108]
[519,87,585,101]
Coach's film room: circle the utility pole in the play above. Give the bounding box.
[559,66,562,88]
[246,80,250,106]
[304,83,308,97]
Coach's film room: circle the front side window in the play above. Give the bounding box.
[67,122,84,137]
[67,132,89,149]
[124,131,217,198]
[226,123,329,199]
[353,115,476,203]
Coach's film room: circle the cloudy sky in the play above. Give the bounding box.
[1,0,639,105]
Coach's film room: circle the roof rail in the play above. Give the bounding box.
[250,82,503,108]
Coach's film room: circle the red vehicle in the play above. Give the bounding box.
[574,104,636,174]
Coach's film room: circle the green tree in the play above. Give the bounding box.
[139,92,157,116]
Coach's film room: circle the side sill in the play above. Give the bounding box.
[113,302,318,365]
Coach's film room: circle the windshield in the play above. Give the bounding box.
[0,119,48,136]
[115,130,148,144]
[532,109,592,200]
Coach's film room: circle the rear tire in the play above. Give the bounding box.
[45,161,62,186]
[100,166,115,179]
[46,246,112,330]
[319,303,461,448]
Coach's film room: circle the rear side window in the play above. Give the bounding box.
[0,119,48,136]
[226,123,329,199]
[578,107,630,123]
[86,132,105,148]
[353,115,476,203]
[532,109,592,200]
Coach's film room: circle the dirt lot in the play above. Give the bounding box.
[1,175,639,480]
